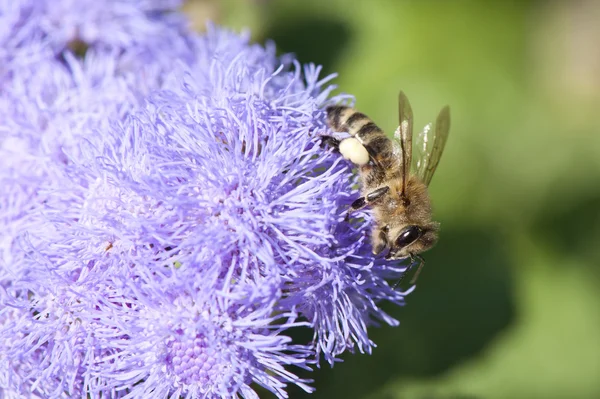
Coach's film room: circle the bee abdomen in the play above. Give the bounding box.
[326,105,385,142]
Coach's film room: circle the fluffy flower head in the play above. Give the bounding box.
[0,2,411,398]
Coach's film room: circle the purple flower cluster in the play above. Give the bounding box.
[0,1,411,398]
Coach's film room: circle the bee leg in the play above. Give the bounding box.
[344,196,366,222]
[345,186,390,221]
[321,135,373,166]
[348,186,390,213]
[366,186,390,203]
[339,137,370,166]
[350,196,367,211]
[319,135,341,152]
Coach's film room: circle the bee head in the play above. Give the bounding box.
[382,223,439,260]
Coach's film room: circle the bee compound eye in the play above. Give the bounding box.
[395,226,422,249]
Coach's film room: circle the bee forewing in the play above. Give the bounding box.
[413,123,431,172]
[397,91,413,156]
[415,105,450,186]
[397,91,414,198]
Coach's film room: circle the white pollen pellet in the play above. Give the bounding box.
[339,137,370,166]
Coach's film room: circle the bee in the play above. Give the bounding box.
[324,91,450,285]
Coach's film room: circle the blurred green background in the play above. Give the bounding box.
[186,1,600,398]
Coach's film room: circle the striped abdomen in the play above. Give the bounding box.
[326,106,385,142]
[326,106,396,178]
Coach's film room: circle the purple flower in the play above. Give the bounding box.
[0,2,411,398]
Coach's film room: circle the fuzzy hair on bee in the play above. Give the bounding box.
[324,92,450,284]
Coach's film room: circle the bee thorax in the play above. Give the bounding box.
[339,137,370,166]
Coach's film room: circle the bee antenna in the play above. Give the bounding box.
[408,255,425,285]
[391,254,425,290]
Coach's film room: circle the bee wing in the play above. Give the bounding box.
[413,105,450,186]
[395,91,413,198]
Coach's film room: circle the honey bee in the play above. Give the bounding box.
[324,91,450,285]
